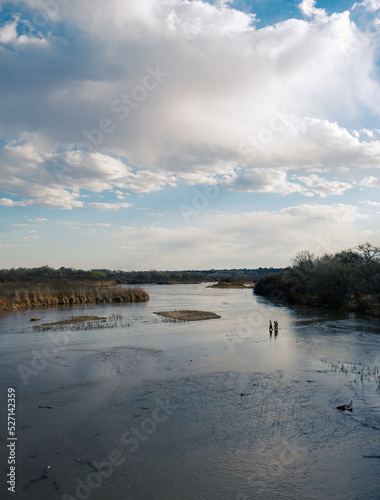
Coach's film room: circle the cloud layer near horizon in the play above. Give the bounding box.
[2,200,376,270]
[0,0,379,209]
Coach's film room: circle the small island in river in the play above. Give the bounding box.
[154,310,221,321]
[207,281,255,288]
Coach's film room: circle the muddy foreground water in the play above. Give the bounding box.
[0,284,379,499]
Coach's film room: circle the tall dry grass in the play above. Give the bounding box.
[0,282,149,310]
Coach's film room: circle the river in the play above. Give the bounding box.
[0,284,379,499]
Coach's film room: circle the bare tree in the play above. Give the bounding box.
[357,242,380,263]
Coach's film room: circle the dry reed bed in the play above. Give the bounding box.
[0,282,149,310]
[33,314,134,332]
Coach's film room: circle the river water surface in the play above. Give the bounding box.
[0,284,380,499]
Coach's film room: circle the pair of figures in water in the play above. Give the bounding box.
[269,320,278,334]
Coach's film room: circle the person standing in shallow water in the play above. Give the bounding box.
[274,320,278,334]
[269,320,273,334]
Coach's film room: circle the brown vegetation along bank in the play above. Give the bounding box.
[0,282,149,310]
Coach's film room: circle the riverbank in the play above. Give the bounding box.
[254,275,380,318]
[0,282,149,311]
[347,300,380,318]
[254,243,380,319]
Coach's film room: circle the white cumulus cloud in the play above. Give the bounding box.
[0,0,379,208]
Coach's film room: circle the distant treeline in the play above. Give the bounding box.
[0,266,283,285]
[255,243,380,315]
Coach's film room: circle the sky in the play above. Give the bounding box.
[0,0,379,271]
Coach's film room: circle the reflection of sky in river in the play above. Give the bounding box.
[0,284,379,499]
[1,283,380,391]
